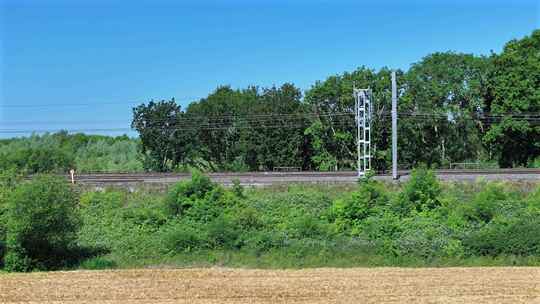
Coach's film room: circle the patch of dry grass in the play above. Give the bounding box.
[1,267,539,303]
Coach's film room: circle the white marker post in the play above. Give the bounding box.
[70,169,75,185]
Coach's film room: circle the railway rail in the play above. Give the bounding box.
[56,168,540,186]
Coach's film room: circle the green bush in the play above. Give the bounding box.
[231,179,245,198]
[282,213,331,239]
[79,257,117,270]
[393,168,441,215]
[122,199,167,229]
[0,220,5,269]
[164,171,217,216]
[528,186,540,210]
[0,147,74,174]
[460,182,512,223]
[162,221,206,253]
[530,156,540,168]
[393,214,463,259]
[330,177,389,232]
[359,212,403,255]
[77,190,126,251]
[0,170,20,268]
[463,209,540,256]
[4,175,80,271]
[206,215,242,249]
[229,204,264,231]
[241,230,285,254]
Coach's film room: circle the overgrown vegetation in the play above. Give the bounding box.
[0,174,95,271]
[1,169,539,272]
[0,132,143,174]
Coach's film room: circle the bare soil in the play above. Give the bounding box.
[1,267,539,303]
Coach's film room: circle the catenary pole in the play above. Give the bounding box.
[391,71,398,180]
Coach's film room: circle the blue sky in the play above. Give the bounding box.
[1,0,539,137]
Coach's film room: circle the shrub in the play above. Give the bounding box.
[229,205,264,230]
[330,177,389,232]
[231,178,245,198]
[206,215,241,249]
[183,187,230,223]
[393,214,463,259]
[77,190,126,251]
[78,189,168,261]
[75,139,143,173]
[4,175,80,271]
[460,182,510,223]
[0,169,20,268]
[162,221,206,253]
[0,146,74,174]
[0,218,5,268]
[359,212,403,254]
[463,209,540,256]
[526,185,540,210]
[282,213,331,239]
[122,199,167,229]
[79,257,117,270]
[164,171,216,216]
[241,230,285,254]
[393,167,441,215]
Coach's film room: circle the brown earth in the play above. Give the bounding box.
[1,267,539,303]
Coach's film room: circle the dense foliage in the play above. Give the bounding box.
[132,85,309,172]
[1,175,82,271]
[4,169,540,272]
[73,171,540,268]
[484,30,540,167]
[0,132,142,174]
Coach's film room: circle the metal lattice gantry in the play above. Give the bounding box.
[354,88,372,177]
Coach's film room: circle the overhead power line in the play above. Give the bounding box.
[0,97,203,108]
[1,110,540,134]
[2,110,539,126]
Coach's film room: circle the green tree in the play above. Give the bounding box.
[304,67,399,171]
[484,30,540,167]
[239,84,309,170]
[132,99,197,171]
[186,86,258,171]
[185,84,308,171]
[400,52,491,167]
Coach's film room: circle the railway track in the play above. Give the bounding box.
[59,168,540,185]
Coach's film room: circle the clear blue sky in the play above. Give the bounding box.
[1,0,539,137]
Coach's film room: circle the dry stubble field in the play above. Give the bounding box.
[1,267,539,304]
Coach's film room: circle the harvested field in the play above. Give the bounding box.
[1,267,539,303]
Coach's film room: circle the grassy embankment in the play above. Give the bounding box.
[1,169,540,272]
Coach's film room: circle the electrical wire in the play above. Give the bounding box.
[0,97,203,108]
[2,110,540,126]
[2,110,540,134]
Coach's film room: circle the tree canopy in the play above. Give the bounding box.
[2,30,539,173]
[133,31,540,171]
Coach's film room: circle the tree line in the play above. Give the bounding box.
[0,132,142,174]
[1,30,538,174]
[132,30,540,172]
